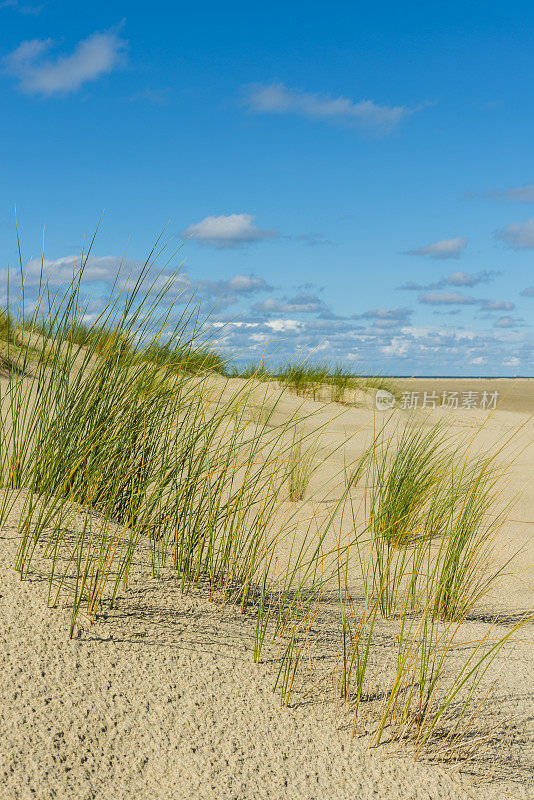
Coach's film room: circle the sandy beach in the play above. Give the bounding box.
[1,373,533,800]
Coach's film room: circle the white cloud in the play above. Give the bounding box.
[494,316,521,328]
[225,275,267,292]
[243,83,420,136]
[184,214,277,248]
[265,319,303,333]
[520,286,534,297]
[213,312,532,374]
[418,291,476,305]
[198,274,272,297]
[253,293,327,315]
[407,237,468,259]
[354,307,413,325]
[8,256,273,315]
[447,271,477,286]
[480,300,515,311]
[382,337,410,357]
[496,218,534,248]
[2,30,126,95]
[3,248,531,375]
[17,254,131,285]
[399,270,499,292]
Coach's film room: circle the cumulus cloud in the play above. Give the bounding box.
[414,286,515,314]
[399,270,499,291]
[16,254,132,286]
[382,337,410,357]
[502,356,521,367]
[243,83,421,136]
[199,274,272,296]
[265,319,303,333]
[445,271,486,287]
[211,308,533,374]
[479,299,515,311]
[352,307,413,327]
[2,30,126,95]
[4,249,531,375]
[494,316,522,328]
[520,286,534,297]
[252,293,328,315]
[418,291,476,305]
[406,237,468,260]
[5,258,271,317]
[184,214,277,248]
[496,218,534,248]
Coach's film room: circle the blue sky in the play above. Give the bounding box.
[1,0,534,375]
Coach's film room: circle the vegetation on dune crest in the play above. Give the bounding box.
[0,236,529,768]
[234,359,400,405]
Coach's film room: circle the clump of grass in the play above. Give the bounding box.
[141,338,228,375]
[272,361,399,405]
[327,364,357,403]
[286,424,322,501]
[358,420,512,621]
[337,569,527,759]
[276,362,329,399]
[363,421,452,617]
[429,453,511,622]
[328,415,528,760]
[0,309,18,345]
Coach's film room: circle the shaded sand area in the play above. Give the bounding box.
[1,376,533,800]
[0,524,473,800]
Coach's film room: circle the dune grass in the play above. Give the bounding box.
[0,244,529,768]
[354,420,514,621]
[0,308,18,345]
[285,423,323,501]
[234,359,400,405]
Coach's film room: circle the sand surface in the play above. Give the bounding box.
[1,378,533,800]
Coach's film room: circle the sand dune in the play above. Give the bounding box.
[1,380,533,800]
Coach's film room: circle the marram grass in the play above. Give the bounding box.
[0,239,529,768]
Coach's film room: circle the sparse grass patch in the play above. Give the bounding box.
[236,362,271,381]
